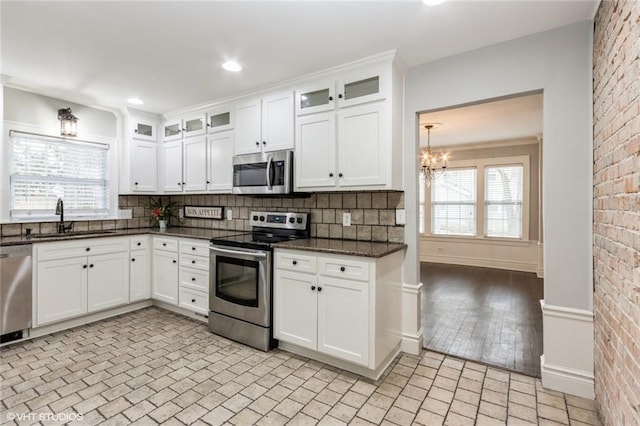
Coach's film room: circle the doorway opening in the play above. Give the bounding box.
[417,91,544,377]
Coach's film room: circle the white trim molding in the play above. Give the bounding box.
[537,242,544,278]
[540,300,594,399]
[401,282,424,355]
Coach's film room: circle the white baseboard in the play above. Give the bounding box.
[540,300,594,399]
[401,328,424,355]
[421,253,538,273]
[540,355,595,399]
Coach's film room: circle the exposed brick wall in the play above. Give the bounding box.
[593,1,640,425]
[0,191,405,243]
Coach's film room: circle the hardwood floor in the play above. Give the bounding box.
[421,262,543,377]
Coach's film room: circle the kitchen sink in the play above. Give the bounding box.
[29,230,118,239]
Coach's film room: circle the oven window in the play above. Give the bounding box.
[215,256,259,307]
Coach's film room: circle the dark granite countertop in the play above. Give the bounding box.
[272,238,407,258]
[0,227,246,246]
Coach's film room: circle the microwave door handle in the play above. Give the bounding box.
[266,156,273,189]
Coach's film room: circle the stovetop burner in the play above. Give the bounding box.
[210,211,309,251]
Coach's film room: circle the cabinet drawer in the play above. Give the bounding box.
[130,236,148,250]
[180,240,209,257]
[154,238,178,252]
[318,256,370,282]
[179,287,208,315]
[276,251,316,274]
[179,268,209,292]
[180,254,209,271]
[36,237,128,261]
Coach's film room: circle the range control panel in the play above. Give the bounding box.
[249,211,308,230]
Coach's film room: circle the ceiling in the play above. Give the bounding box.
[419,92,543,147]
[1,1,597,115]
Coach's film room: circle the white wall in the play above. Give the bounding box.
[403,21,594,397]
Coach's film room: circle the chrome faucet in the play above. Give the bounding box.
[55,198,73,233]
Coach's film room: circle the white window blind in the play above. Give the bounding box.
[9,132,110,220]
[485,165,523,238]
[431,168,477,236]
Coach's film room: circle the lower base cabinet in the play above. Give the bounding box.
[87,252,130,312]
[274,248,403,375]
[36,257,88,325]
[153,241,179,305]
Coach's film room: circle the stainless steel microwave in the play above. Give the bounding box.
[232,150,293,195]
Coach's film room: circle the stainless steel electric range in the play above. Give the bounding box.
[208,211,309,351]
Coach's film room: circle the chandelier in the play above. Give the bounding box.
[420,123,448,186]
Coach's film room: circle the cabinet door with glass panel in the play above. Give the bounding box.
[295,79,336,116]
[130,118,157,142]
[206,105,234,133]
[337,64,387,109]
[163,113,206,142]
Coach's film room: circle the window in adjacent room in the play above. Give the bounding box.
[431,167,477,236]
[485,165,524,238]
[9,132,110,221]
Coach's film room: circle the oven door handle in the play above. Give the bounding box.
[210,246,267,259]
[266,156,273,189]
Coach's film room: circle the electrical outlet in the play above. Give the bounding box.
[343,212,351,226]
[226,209,233,220]
[395,209,406,225]
[118,209,132,219]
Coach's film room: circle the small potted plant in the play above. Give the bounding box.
[145,197,177,230]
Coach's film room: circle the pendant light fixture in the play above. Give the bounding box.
[57,108,78,137]
[420,123,448,186]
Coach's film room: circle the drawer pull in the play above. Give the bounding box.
[317,286,322,292]
[191,277,196,281]
[340,266,346,272]
[172,260,177,264]
[131,258,136,262]
[311,286,316,291]
[82,264,88,269]
[292,260,297,265]
[86,247,91,252]
[137,242,141,246]
[192,247,196,250]
[89,264,94,268]
[162,243,167,247]
[192,260,196,264]
[191,298,196,303]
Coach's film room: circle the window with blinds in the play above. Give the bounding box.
[431,168,477,236]
[485,165,523,238]
[9,132,110,220]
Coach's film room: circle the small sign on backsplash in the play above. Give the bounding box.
[183,206,224,220]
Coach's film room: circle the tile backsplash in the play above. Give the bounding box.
[1,191,405,243]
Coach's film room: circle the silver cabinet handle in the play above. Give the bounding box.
[210,246,267,258]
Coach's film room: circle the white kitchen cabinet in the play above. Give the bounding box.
[235,90,294,155]
[163,113,206,142]
[178,240,209,315]
[206,105,234,133]
[87,251,130,312]
[130,236,151,302]
[296,103,384,189]
[274,271,317,350]
[182,136,207,191]
[36,257,88,325]
[121,109,160,194]
[274,248,404,379]
[295,65,386,115]
[294,55,403,192]
[131,140,158,192]
[153,237,179,305]
[207,131,234,192]
[162,140,183,192]
[34,237,130,326]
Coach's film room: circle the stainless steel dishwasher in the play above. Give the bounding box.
[1,244,32,343]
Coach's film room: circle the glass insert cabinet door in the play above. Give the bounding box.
[163,119,182,142]
[183,114,205,137]
[337,66,386,108]
[132,120,156,142]
[295,80,335,115]
[206,105,234,133]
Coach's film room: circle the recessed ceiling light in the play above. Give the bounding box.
[422,0,448,5]
[127,97,144,105]
[222,61,242,72]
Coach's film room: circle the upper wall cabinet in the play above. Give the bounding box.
[205,105,234,133]
[235,90,294,155]
[163,113,206,142]
[295,65,387,116]
[294,56,403,192]
[120,109,160,194]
